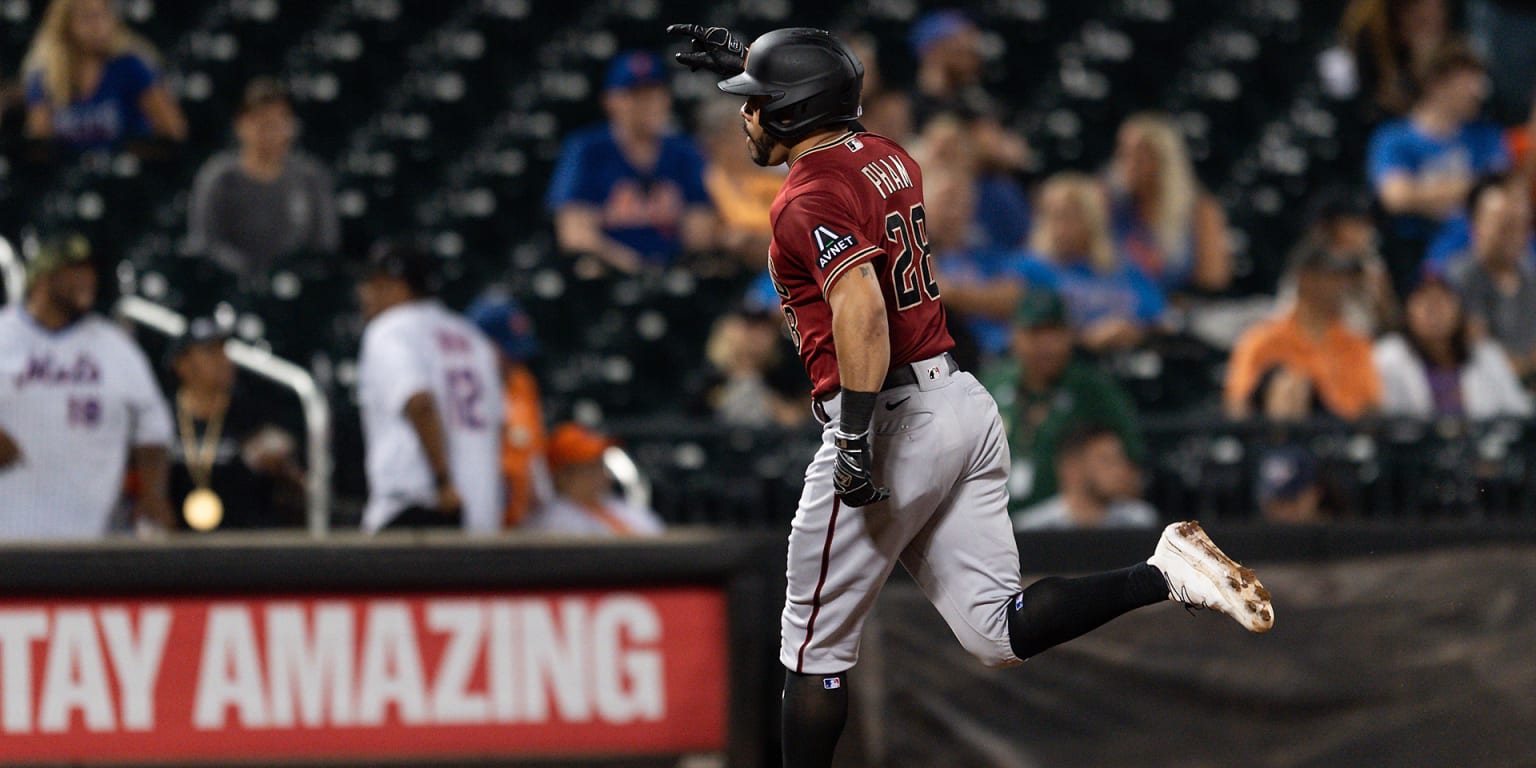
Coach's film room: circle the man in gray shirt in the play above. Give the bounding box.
[188,78,339,289]
[1452,181,1536,385]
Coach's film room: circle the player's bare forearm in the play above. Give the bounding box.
[828,262,890,393]
[403,392,453,484]
[130,445,173,528]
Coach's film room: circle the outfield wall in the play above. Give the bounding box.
[2,525,1534,768]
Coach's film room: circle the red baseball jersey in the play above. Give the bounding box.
[767,130,954,399]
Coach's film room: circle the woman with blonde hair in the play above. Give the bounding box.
[23,0,186,149]
[1108,112,1232,293]
[1020,173,1167,352]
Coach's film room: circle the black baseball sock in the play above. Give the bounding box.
[1007,562,1168,660]
[781,669,850,768]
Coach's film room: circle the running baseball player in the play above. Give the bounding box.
[356,240,504,534]
[668,25,1274,767]
[0,233,174,539]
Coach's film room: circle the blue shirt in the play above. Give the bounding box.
[938,247,1033,357]
[1110,190,1196,291]
[25,53,158,150]
[545,124,711,265]
[1367,119,1510,239]
[1426,214,1536,275]
[973,175,1031,251]
[1015,253,1167,329]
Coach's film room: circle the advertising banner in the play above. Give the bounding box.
[0,587,728,764]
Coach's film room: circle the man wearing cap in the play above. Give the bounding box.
[0,233,174,539]
[1014,423,1158,531]
[356,241,504,533]
[467,294,551,527]
[521,422,663,536]
[1226,245,1383,421]
[546,50,714,272]
[166,318,305,531]
[908,9,1029,173]
[1255,446,1325,525]
[980,288,1145,511]
[188,77,339,289]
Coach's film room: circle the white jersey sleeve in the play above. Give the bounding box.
[115,329,172,447]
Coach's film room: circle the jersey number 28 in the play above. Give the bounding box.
[886,203,940,311]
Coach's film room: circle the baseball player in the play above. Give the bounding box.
[356,241,504,534]
[0,233,174,539]
[669,25,1274,767]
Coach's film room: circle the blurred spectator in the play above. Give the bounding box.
[700,304,807,428]
[0,233,172,539]
[1108,113,1233,293]
[522,423,663,536]
[1330,0,1456,122]
[1226,244,1383,420]
[356,241,504,533]
[468,293,552,528]
[1278,189,1401,335]
[547,50,712,273]
[915,113,1032,251]
[1013,423,1157,531]
[1467,0,1536,122]
[696,98,783,269]
[1368,45,1508,297]
[1427,175,1536,274]
[1020,173,1166,353]
[1373,268,1532,417]
[924,115,1035,360]
[21,0,186,150]
[843,32,912,141]
[166,318,306,531]
[187,78,339,291]
[1452,182,1536,383]
[1255,446,1326,524]
[981,289,1145,512]
[0,68,23,136]
[908,9,1030,173]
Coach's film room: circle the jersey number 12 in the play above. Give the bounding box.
[886,203,940,311]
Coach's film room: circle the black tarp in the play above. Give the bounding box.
[849,547,1536,768]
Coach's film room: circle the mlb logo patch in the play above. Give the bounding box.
[927,365,942,381]
[844,136,864,152]
[823,677,842,690]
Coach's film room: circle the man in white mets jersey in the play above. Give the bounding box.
[671,24,1275,767]
[0,234,174,539]
[356,241,504,534]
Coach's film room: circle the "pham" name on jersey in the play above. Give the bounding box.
[859,154,914,200]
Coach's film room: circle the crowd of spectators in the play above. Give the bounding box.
[4,0,1536,537]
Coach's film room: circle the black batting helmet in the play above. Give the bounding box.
[718,28,863,141]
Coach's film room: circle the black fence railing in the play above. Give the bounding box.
[609,415,1536,528]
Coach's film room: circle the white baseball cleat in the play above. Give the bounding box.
[1147,521,1274,633]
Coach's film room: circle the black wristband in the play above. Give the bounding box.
[839,389,878,436]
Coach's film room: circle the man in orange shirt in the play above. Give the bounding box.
[523,423,664,536]
[1226,245,1382,420]
[468,295,549,527]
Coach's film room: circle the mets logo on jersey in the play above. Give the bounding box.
[813,225,857,269]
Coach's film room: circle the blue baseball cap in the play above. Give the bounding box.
[604,50,668,92]
[743,271,782,315]
[467,295,539,362]
[1256,446,1317,504]
[910,10,976,57]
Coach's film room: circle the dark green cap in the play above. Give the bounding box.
[28,233,93,286]
[1014,287,1068,329]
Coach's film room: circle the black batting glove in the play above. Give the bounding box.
[833,429,890,508]
[666,23,747,77]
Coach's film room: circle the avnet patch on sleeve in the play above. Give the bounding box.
[813,225,858,269]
